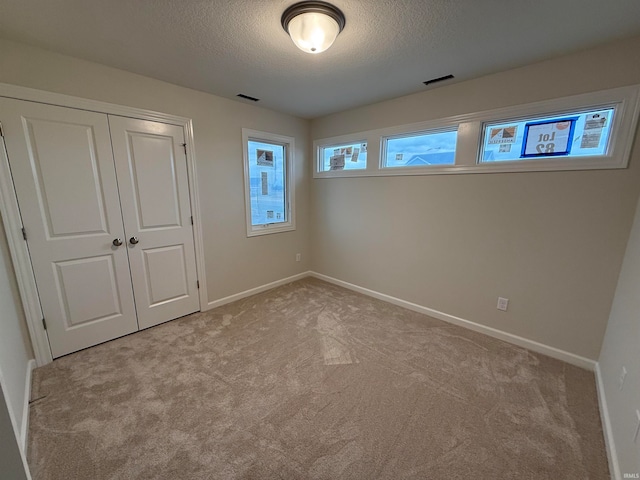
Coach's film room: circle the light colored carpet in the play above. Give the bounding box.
[28,278,609,479]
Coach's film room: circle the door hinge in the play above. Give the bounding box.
[21,227,27,241]
[42,318,47,330]
[182,143,187,155]
[197,280,200,289]
[190,216,194,225]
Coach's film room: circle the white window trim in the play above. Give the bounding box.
[313,85,640,178]
[242,129,296,237]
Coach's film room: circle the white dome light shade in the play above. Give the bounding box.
[281,2,346,54]
[287,12,340,54]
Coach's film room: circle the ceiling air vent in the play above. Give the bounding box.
[423,74,454,86]
[237,94,260,102]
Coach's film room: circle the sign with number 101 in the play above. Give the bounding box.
[521,117,577,158]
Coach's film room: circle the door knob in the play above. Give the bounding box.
[129,236,139,245]
[112,238,123,247]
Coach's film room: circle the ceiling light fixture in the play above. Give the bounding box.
[281,1,346,54]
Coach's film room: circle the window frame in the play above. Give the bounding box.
[312,85,640,178]
[476,102,623,172]
[242,129,295,237]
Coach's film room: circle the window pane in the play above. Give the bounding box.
[247,140,286,226]
[480,107,615,162]
[321,142,367,171]
[383,130,457,168]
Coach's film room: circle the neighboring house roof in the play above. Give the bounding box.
[405,151,456,165]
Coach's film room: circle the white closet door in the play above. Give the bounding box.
[0,98,138,358]
[109,116,199,329]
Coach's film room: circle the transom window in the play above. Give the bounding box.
[382,129,458,168]
[313,85,639,178]
[318,141,367,172]
[480,107,615,163]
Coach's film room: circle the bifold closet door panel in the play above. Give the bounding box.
[108,116,199,329]
[0,98,138,358]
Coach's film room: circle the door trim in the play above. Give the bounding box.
[0,83,209,366]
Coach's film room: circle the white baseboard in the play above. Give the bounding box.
[595,363,621,480]
[309,271,597,371]
[20,359,35,454]
[202,271,609,472]
[204,269,596,370]
[205,272,311,310]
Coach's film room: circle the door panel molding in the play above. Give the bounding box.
[24,119,110,238]
[1,99,139,359]
[110,115,199,330]
[142,245,189,306]
[0,83,209,366]
[54,255,124,328]
[126,132,182,231]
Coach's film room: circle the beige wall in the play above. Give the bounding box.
[310,35,640,360]
[599,193,640,478]
[2,33,639,477]
[1,35,639,361]
[0,384,29,480]
[0,38,311,305]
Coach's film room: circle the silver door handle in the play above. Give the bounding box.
[129,236,139,245]
[112,238,123,247]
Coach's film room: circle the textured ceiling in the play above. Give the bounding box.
[1,0,640,118]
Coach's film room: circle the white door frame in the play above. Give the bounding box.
[0,83,209,366]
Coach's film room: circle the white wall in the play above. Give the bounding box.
[310,35,640,361]
[0,38,311,305]
[0,216,33,446]
[599,192,640,478]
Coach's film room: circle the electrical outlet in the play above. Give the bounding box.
[295,253,301,262]
[619,366,628,391]
[497,297,509,311]
[634,410,640,443]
